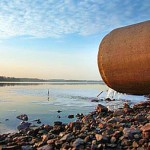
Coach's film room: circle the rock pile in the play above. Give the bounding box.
[0,101,150,150]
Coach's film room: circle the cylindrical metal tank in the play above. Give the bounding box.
[98,20,150,95]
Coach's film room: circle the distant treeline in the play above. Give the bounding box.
[0,76,103,83]
[0,76,45,82]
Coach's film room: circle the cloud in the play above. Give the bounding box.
[0,0,149,39]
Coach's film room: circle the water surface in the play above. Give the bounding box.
[0,82,107,134]
[0,82,146,134]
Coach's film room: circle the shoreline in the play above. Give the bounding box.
[0,100,150,150]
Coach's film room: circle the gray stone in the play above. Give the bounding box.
[73,138,85,148]
[22,145,33,150]
[37,145,53,150]
[60,133,73,141]
[17,122,31,131]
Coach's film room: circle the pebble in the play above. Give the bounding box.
[0,101,149,150]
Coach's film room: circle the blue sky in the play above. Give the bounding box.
[0,0,149,80]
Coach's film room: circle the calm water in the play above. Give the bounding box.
[0,82,146,134]
[0,82,108,134]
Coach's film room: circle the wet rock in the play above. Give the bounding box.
[105,98,113,101]
[54,121,62,126]
[91,98,99,102]
[68,114,74,119]
[17,114,28,121]
[57,110,62,113]
[76,113,84,119]
[96,104,108,113]
[32,119,41,124]
[17,122,31,131]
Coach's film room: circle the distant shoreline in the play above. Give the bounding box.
[0,76,103,83]
[0,76,104,83]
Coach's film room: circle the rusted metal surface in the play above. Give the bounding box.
[98,20,150,95]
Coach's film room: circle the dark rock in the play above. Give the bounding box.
[91,98,99,102]
[57,115,61,118]
[96,104,108,113]
[76,113,84,119]
[57,110,62,113]
[17,122,31,131]
[54,121,62,126]
[105,98,113,101]
[68,114,74,119]
[17,114,28,121]
[32,119,41,124]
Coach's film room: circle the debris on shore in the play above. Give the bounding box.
[0,101,150,150]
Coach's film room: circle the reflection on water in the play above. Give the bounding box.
[0,82,108,134]
[0,82,146,134]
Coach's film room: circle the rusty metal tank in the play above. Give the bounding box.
[98,20,150,95]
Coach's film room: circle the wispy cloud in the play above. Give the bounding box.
[0,0,149,39]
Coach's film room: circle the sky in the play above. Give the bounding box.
[0,0,149,80]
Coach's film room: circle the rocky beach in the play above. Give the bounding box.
[0,100,150,150]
